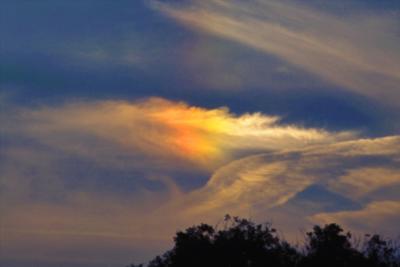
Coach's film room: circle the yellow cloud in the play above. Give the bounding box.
[18,97,351,170]
[312,201,400,235]
[3,98,400,265]
[328,168,400,199]
[161,135,400,232]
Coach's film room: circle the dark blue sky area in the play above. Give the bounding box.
[1,0,399,136]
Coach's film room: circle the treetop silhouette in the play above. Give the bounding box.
[129,215,400,267]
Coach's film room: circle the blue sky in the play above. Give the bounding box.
[1,1,400,266]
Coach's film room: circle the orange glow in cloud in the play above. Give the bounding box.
[143,98,342,164]
[22,97,352,169]
[148,101,233,162]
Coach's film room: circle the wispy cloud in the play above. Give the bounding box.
[152,0,400,104]
[1,98,399,264]
[3,134,399,263]
[328,167,400,199]
[313,201,400,235]
[172,136,400,224]
[8,97,351,170]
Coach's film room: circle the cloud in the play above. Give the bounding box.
[327,168,400,200]
[175,35,325,91]
[1,98,399,265]
[1,198,174,266]
[173,136,400,225]
[152,0,400,105]
[312,201,400,236]
[6,97,352,171]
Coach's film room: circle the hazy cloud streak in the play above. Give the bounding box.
[1,98,399,264]
[153,0,400,104]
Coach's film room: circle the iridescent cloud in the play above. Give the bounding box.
[11,97,352,170]
[1,98,399,265]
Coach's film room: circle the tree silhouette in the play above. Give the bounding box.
[128,216,400,267]
[300,223,365,266]
[363,234,400,267]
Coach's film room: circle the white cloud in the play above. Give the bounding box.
[153,0,400,105]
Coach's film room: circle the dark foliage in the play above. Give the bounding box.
[301,223,365,267]
[128,215,400,267]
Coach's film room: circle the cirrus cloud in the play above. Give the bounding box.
[152,0,400,105]
[5,97,353,170]
[1,98,399,265]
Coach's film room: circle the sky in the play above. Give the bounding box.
[0,0,400,266]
